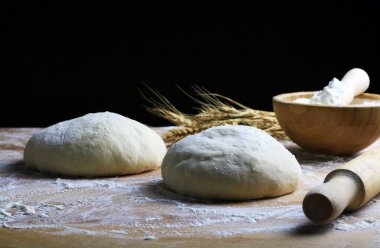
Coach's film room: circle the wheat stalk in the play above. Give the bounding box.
[143,85,288,144]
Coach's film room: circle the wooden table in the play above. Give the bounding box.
[1,128,380,247]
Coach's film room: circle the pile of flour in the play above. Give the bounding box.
[311,78,350,105]
[294,78,351,105]
[293,72,378,106]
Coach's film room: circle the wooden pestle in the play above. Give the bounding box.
[339,68,370,105]
[303,146,380,223]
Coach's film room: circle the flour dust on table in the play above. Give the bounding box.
[1,128,380,240]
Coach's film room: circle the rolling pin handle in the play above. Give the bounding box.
[302,175,359,223]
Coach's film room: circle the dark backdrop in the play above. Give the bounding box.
[2,1,380,127]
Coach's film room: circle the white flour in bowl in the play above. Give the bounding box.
[309,78,351,105]
[293,77,380,106]
[294,96,380,106]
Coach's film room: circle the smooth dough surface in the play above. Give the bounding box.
[24,112,166,177]
[162,125,302,200]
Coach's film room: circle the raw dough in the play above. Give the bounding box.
[162,125,302,200]
[24,112,166,177]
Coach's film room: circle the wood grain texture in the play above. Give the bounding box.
[303,146,380,223]
[1,128,380,248]
[273,92,380,155]
[303,175,360,223]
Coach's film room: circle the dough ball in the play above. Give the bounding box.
[24,112,166,177]
[162,125,301,200]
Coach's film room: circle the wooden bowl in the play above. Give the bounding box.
[273,92,380,155]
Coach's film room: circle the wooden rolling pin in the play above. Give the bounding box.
[303,146,380,223]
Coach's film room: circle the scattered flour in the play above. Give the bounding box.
[0,209,12,218]
[1,129,380,240]
[144,235,157,240]
[334,217,380,232]
[55,178,123,189]
[0,202,36,216]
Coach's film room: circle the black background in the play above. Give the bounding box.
[2,1,380,127]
